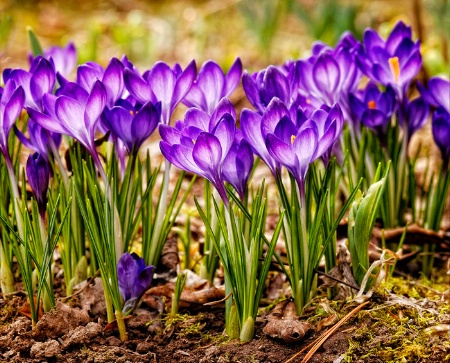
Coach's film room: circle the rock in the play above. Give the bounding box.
[30,340,61,358]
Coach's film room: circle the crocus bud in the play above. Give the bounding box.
[117,252,154,313]
[26,152,50,216]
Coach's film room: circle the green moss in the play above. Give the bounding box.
[343,276,450,362]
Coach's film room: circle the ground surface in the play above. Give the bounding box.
[1,274,449,363]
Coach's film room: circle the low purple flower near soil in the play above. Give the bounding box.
[159,98,236,205]
[117,252,154,312]
[357,21,422,98]
[26,152,50,216]
[183,58,242,115]
[0,80,25,157]
[124,60,196,124]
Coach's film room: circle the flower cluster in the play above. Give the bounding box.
[1,21,449,340]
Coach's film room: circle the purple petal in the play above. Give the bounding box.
[209,97,236,131]
[182,84,207,111]
[192,132,222,173]
[27,107,66,135]
[3,86,25,133]
[184,108,210,131]
[212,113,236,159]
[398,50,422,86]
[362,109,389,128]
[55,96,90,146]
[197,61,225,115]
[130,102,160,150]
[159,123,182,145]
[134,265,154,299]
[242,71,264,113]
[102,58,124,106]
[117,253,140,301]
[261,98,290,137]
[313,54,340,94]
[386,21,412,55]
[273,116,297,144]
[223,57,243,97]
[30,58,55,108]
[222,139,253,197]
[85,80,107,132]
[364,29,385,53]
[266,133,296,170]
[124,68,153,104]
[77,63,103,91]
[428,77,450,112]
[292,126,318,178]
[171,60,196,111]
[432,108,450,160]
[260,66,290,106]
[407,97,429,137]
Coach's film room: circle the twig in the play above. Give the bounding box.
[285,301,371,363]
[203,291,232,306]
[314,269,360,291]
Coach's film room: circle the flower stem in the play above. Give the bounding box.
[115,310,128,341]
[4,151,24,240]
[148,159,171,265]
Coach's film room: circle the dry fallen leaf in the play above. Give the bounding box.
[263,299,313,343]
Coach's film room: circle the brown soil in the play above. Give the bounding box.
[1,279,449,363]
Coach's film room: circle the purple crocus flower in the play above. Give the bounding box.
[30,42,77,79]
[240,98,288,175]
[242,65,294,114]
[405,97,429,140]
[419,77,450,113]
[26,152,50,217]
[124,60,196,124]
[0,80,25,157]
[222,133,253,199]
[117,252,154,309]
[295,43,361,119]
[27,80,107,172]
[349,82,396,132]
[3,57,56,112]
[159,98,236,205]
[357,21,422,97]
[264,102,344,193]
[75,58,125,108]
[183,58,242,115]
[432,107,450,164]
[14,119,62,161]
[104,99,161,155]
[418,77,449,163]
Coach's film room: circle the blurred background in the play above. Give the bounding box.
[0,0,449,77]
